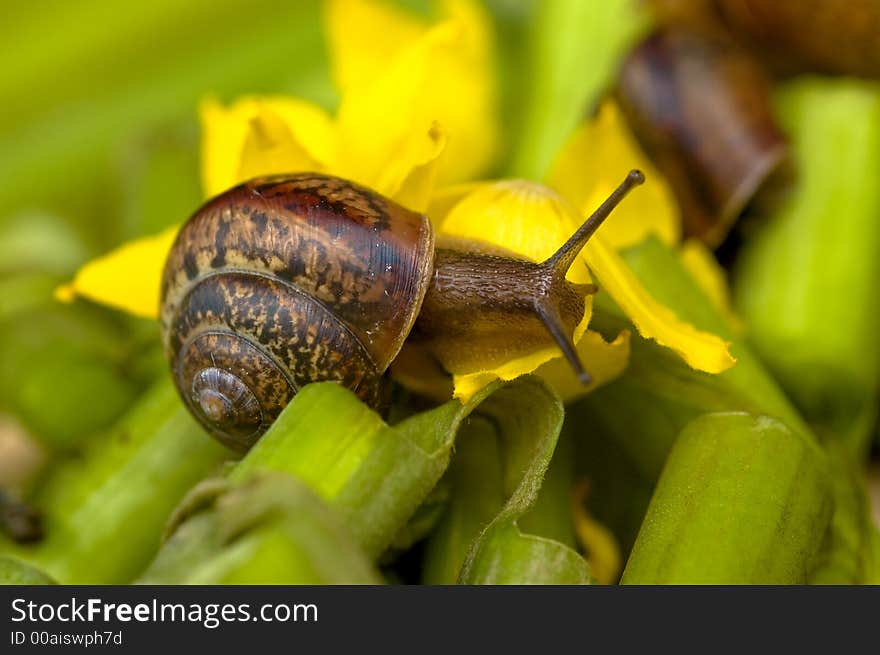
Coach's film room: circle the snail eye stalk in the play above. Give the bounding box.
[543,169,645,274]
[536,169,645,384]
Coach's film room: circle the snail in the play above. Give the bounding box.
[160,170,644,451]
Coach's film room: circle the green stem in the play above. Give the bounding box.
[622,412,832,584]
[5,379,228,583]
[508,0,646,179]
[734,77,880,456]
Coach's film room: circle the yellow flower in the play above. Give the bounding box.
[202,0,497,204]
[57,0,497,317]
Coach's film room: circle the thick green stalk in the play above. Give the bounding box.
[231,383,474,559]
[734,78,880,455]
[808,442,879,584]
[5,379,228,583]
[234,378,589,583]
[138,473,380,584]
[622,412,833,584]
[571,237,821,568]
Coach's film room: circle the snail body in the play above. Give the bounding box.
[160,171,644,451]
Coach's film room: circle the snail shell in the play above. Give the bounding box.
[616,27,788,244]
[159,173,434,451]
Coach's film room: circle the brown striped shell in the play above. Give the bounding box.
[159,173,435,451]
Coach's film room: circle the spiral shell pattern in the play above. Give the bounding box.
[159,173,434,451]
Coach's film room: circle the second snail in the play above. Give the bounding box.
[159,170,646,451]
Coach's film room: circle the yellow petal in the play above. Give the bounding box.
[200,96,251,199]
[426,180,487,220]
[534,329,630,403]
[335,19,457,200]
[236,105,327,184]
[436,179,592,284]
[452,371,500,404]
[54,226,179,319]
[335,0,497,195]
[583,234,736,373]
[429,0,499,184]
[452,330,629,404]
[325,0,427,93]
[679,239,744,333]
[390,121,448,213]
[453,345,567,404]
[548,101,680,249]
[200,96,334,198]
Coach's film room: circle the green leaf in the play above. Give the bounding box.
[231,381,484,559]
[138,473,380,584]
[5,378,228,583]
[233,376,588,583]
[455,382,591,584]
[569,410,655,562]
[620,237,809,435]
[734,77,880,455]
[421,416,507,584]
[387,482,451,556]
[517,428,578,549]
[424,418,585,584]
[622,412,833,584]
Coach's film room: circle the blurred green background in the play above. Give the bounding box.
[1,1,333,248]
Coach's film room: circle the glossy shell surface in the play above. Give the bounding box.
[160,173,434,450]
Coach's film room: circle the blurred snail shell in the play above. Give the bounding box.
[713,0,880,77]
[615,27,788,244]
[650,0,880,78]
[160,172,644,451]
